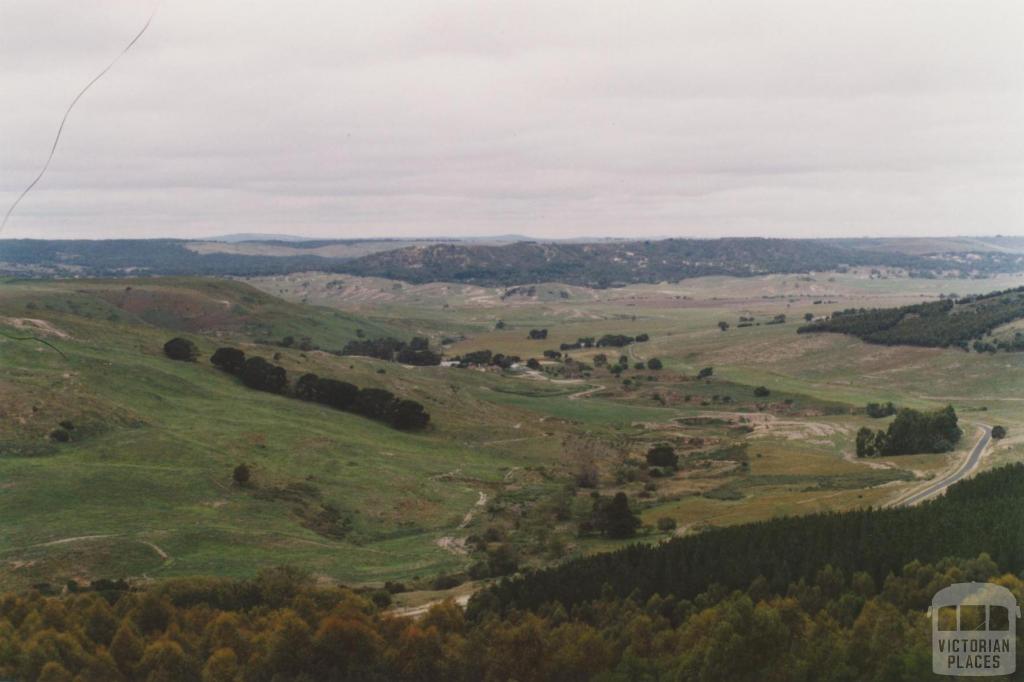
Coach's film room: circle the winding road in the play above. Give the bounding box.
[894,425,992,507]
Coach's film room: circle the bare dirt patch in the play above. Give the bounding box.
[692,411,848,441]
[0,317,70,339]
[436,536,468,555]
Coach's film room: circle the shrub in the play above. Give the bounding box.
[753,386,771,397]
[866,401,897,418]
[597,334,635,348]
[657,517,677,532]
[240,357,288,394]
[599,493,641,539]
[341,337,405,361]
[369,590,392,609]
[163,337,199,362]
[390,399,431,431]
[432,574,462,590]
[396,348,442,366]
[647,358,663,370]
[351,388,397,421]
[316,378,360,411]
[646,444,678,469]
[211,347,246,375]
[232,464,251,486]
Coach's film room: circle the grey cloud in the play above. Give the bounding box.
[1,0,1022,239]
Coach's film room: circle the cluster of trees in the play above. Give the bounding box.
[208,348,288,394]
[340,337,441,366]
[209,347,430,430]
[596,334,643,348]
[865,401,897,418]
[295,374,430,430]
[591,353,662,374]
[5,554,1019,681]
[275,335,317,352]
[974,331,1024,353]
[450,350,521,369]
[855,405,961,457]
[798,287,1024,349]
[559,337,595,351]
[577,492,642,539]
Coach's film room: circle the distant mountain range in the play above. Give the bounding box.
[2,236,1021,285]
[202,233,633,245]
[335,238,1024,287]
[204,233,317,243]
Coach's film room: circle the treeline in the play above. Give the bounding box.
[471,462,1024,617]
[209,347,429,430]
[856,406,961,457]
[3,555,1015,681]
[798,286,1024,349]
[340,336,441,366]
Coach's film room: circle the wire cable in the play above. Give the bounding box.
[1,0,163,232]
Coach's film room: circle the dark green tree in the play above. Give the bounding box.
[211,347,246,375]
[163,337,198,362]
[646,445,678,469]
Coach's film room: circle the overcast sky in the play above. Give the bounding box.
[1,0,1023,240]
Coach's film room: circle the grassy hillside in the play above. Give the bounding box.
[0,279,575,589]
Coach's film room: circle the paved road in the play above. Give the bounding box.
[897,425,992,507]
